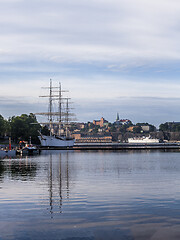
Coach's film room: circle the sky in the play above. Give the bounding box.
[1,0,180,126]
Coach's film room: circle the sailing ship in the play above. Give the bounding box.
[36,80,75,148]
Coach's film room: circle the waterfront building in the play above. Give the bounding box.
[72,133,112,143]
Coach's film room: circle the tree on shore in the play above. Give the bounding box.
[0,115,7,137]
[10,113,41,143]
[159,122,180,132]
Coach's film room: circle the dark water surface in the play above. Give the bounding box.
[1,150,180,240]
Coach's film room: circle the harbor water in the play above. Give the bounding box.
[1,150,180,239]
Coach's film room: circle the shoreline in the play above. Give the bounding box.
[40,142,180,151]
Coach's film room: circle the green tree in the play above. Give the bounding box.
[109,124,116,132]
[136,122,156,132]
[175,125,180,132]
[0,115,6,136]
[5,118,12,136]
[10,113,41,143]
[133,126,142,133]
[119,125,128,134]
[41,125,50,135]
[93,125,100,133]
[159,123,168,131]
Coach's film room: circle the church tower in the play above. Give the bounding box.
[116,112,119,121]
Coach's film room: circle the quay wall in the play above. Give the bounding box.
[40,143,180,151]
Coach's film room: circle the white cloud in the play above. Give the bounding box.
[0,0,180,65]
[0,0,180,122]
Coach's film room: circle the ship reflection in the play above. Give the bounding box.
[0,151,74,218]
[47,151,72,218]
[49,154,53,217]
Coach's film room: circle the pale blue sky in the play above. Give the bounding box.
[1,0,180,126]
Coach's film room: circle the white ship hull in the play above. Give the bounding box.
[128,137,159,144]
[38,135,75,147]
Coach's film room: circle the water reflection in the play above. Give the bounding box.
[0,160,4,182]
[42,151,74,218]
[59,153,62,212]
[9,158,37,181]
[0,157,37,182]
[1,151,180,239]
[49,154,53,217]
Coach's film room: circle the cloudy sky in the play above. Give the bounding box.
[1,0,180,126]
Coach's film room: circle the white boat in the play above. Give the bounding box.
[21,146,39,155]
[17,140,40,155]
[128,136,160,144]
[36,80,75,148]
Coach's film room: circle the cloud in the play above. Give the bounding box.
[1,93,179,127]
[1,73,180,126]
[75,96,180,126]
[0,0,180,122]
[1,0,180,65]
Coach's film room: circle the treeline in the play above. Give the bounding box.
[1,112,180,144]
[0,113,41,143]
[159,122,180,132]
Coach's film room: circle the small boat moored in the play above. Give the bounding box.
[16,141,40,155]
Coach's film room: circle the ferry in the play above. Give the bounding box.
[128,136,160,144]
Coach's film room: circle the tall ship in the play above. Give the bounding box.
[36,80,75,148]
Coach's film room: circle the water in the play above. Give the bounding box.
[1,150,180,240]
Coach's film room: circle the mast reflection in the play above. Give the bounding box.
[49,154,53,218]
[66,152,69,198]
[47,151,72,217]
[59,153,62,213]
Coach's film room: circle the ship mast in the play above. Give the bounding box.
[64,98,74,137]
[65,98,69,138]
[36,79,74,137]
[58,82,62,136]
[49,79,53,136]
[39,79,56,136]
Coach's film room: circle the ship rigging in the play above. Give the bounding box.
[36,79,75,148]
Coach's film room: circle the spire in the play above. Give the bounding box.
[116,112,119,121]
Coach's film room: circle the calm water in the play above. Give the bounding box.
[1,150,180,240]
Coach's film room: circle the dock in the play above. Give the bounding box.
[40,142,180,151]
